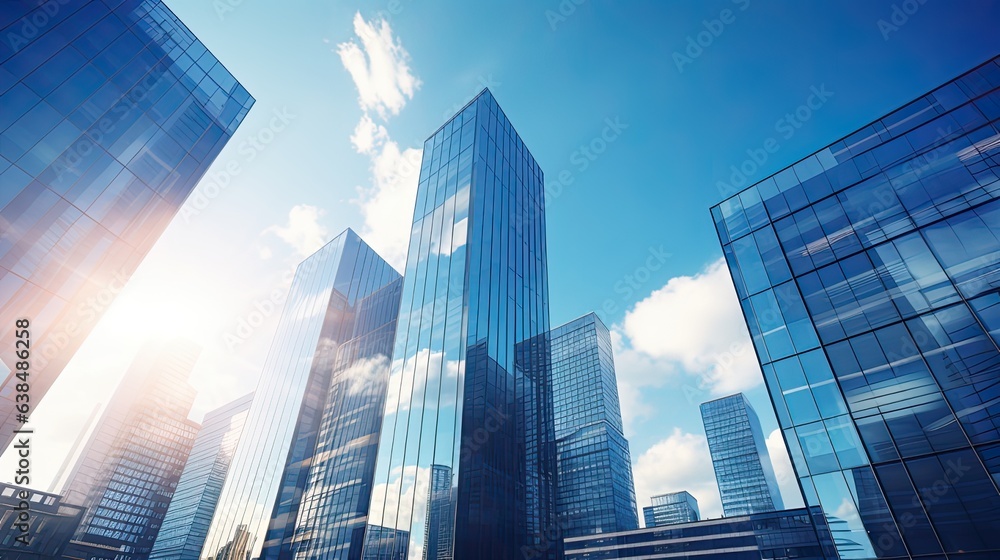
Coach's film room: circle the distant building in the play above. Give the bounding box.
[150,393,254,560]
[642,491,699,528]
[61,339,201,559]
[565,507,838,560]
[549,313,639,537]
[0,483,83,558]
[700,394,783,516]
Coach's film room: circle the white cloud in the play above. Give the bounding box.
[611,258,764,431]
[337,12,420,119]
[765,429,805,509]
[351,139,421,269]
[351,113,389,155]
[338,12,422,270]
[632,429,722,523]
[262,204,329,258]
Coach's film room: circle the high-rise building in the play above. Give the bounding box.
[700,393,783,516]
[150,392,254,560]
[0,0,253,451]
[61,338,202,560]
[642,491,699,528]
[711,55,1000,559]
[364,89,557,560]
[549,312,638,537]
[564,507,838,560]
[200,229,402,560]
[361,525,409,560]
[0,483,84,559]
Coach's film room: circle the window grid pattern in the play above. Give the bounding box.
[0,0,253,452]
[700,394,784,517]
[201,230,400,560]
[564,507,838,560]
[643,491,700,528]
[365,89,556,560]
[149,393,253,560]
[550,313,639,537]
[62,339,202,559]
[712,55,1000,560]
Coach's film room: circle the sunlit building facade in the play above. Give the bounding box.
[150,392,254,560]
[549,312,638,537]
[200,229,401,560]
[642,491,699,528]
[364,89,557,560]
[712,55,1000,559]
[700,393,783,516]
[61,338,202,560]
[0,0,253,452]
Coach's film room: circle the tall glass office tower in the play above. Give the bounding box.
[643,491,700,528]
[61,338,202,560]
[200,229,401,560]
[549,312,638,537]
[150,392,254,560]
[364,89,556,560]
[700,393,783,516]
[711,55,1000,559]
[0,0,253,452]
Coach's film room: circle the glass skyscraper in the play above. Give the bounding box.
[564,507,838,560]
[364,89,557,560]
[150,392,254,560]
[201,229,401,560]
[711,55,1000,559]
[61,338,202,560]
[549,312,638,537]
[642,491,700,528]
[0,0,253,452]
[700,393,783,516]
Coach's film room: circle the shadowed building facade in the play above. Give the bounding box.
[0,0,253,452]
[364,89,558,560]
[712,55,1000,559]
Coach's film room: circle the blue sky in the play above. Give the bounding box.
[6,0,998,521]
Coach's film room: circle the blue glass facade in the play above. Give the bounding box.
[643,491,700,528]
[711,55,1000,559]
[364,89,557,560]
[201,229,400,560]
[361,525,409,560]
[549,312,639,537]
[700,394,784,516]
[0,0,253,451]
[150,392,254,560]
[564,507,838,560]
[61,338,202,559]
